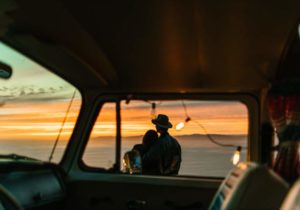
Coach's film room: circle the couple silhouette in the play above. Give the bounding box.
[124,114,182,175]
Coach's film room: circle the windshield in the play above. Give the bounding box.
[0,42,82,163]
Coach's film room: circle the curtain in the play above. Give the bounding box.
[268,95,300,184]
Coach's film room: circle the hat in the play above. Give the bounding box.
[152,114,173,128]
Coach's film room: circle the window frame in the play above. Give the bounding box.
[78,93,259,178]
[78,99,120,172]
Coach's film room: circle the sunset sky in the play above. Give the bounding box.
[0,42,248,141]
[90,100,248,138]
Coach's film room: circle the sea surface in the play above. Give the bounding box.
[0,134,247,177]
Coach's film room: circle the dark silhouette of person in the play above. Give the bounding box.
[132,129,158,157]
[123,130,158,174]
[132,129,159,174]
[143,114,182,175]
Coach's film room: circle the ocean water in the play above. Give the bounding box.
[0,135,247,177]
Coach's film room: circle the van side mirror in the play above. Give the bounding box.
[0,61,12,79]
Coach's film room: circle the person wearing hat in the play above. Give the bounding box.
[143,114,182,175]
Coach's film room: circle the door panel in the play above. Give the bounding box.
[65,173,220,210]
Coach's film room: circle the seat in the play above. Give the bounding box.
[280,178,300,210]
[209,162,289,210]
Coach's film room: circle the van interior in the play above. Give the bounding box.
[0,1,300,210]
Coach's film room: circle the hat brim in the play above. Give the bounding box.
[152,119,173,128]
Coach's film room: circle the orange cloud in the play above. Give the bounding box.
[0,100,248,141]
[0,99,81,140]
[90,101,248,138]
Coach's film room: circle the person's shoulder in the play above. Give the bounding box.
[133,144,144,150]
[169,135,181,146]
[168,134,178,141]
[133,144,144,149]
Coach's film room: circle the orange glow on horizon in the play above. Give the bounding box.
[0,100,248,141]
[0,99,81,140]
[90,101,248,139]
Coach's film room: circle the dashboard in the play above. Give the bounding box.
[0,165,65,210]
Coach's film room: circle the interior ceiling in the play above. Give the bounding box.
[1,0,300,92]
